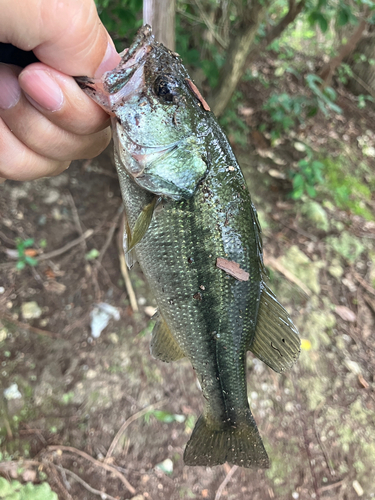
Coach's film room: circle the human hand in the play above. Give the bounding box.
[0,0,121,183]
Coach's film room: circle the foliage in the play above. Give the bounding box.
[15,239,38,270]
[262,74,341,140]
[0,478,57,500]
[95,0,143,50]
[144,409,185,424]
[219,92,250,146]
[290,156,324,200]
[322,157,374,220]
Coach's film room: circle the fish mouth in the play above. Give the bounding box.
[75,25,154,111]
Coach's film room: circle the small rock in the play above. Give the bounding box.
[43,189,60,204]
[21,301,42,319]
[156,458,173,475]
[144,306,157,317]
[4,383,22,400]
[0,328,8,342]
[130,496,145,500]
[108,333,119,344]
[352,480,364,496]
[344,359,362,376]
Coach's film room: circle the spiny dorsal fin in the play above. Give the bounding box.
[250,202,266,274]
[150,313,186,363]
[248,283,300,373]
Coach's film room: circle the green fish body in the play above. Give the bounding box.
[77,25,300,469]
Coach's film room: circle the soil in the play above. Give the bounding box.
[1,67,375,500]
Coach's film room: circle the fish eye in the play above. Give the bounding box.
[154,75,178,103]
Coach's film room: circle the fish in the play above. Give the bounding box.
[76,25,300,469]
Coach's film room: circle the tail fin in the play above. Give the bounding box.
[183,412,269,469]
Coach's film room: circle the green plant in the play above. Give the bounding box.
[219,92,250,146]
[289,145,324,199]
[15,238,38,270]
[304,74,342,116]
[95,0,143,50]
[144,409,185,424]
[0,478,57,500]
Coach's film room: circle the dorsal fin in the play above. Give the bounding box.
[248,283,300,373]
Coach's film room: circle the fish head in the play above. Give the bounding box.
[76,25,211,199]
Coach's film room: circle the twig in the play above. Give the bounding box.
[67,192,87,252]
[53,464,118,500]
[47,445,136,495]
[263,254,311,296]
[0,230,15,245]
[194,0,228,48]
[0,313,61,339]
[318,478,345,494]
[214,465,239,500]
[117,215,138,312]
[352,270,375,296]
[36,229,94,262]
[96,205,124,265]
[105,399,168,461]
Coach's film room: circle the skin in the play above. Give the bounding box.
[0,0,121,183]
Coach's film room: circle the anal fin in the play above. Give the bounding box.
[150,313,186,363]
[249,283,300,373]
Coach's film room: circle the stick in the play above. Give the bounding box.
[105,399,168,461]
[36,229,94,262]
[97,205,124,265]
[0,313,61,339]
[215,465,238,500]
[53,464,118,500]
[47,446,136,495]
[263,254,311,296]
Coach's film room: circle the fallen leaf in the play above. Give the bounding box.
[24,248,38,257]
[335,305,356,322]
[202,490,209,498]
[216,258,249,281]
[358,374,369,389]
[185,79,210,111]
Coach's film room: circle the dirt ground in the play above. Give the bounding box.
[1,71,375,500]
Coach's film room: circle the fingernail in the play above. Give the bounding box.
[19,70,64,112]
[95,39,121,78]
[0,64,21,109]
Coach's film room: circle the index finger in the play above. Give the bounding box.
[0,0,120,77]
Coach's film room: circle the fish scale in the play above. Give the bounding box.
[76,24,300,469]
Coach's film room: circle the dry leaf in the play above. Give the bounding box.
[335,305,356,322]
[216,257,249,281]
[185,79,211,111]
[24,248,38,257]
[358,374,369,389]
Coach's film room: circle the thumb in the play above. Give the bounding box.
[0,0,120,77]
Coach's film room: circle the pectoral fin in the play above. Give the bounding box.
[123,216,137,269]
[150,313,186,362]
[127,196,158,255]
[248,284,300,373]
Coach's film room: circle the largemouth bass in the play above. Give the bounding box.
[76,25,300,469]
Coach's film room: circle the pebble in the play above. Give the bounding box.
[21,301,42,319]
[4,383,22,400]
[43,189,60,204]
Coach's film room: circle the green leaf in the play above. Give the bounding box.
[24,256,38,267]
[337,8,349,26]
[85,249,100,261]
